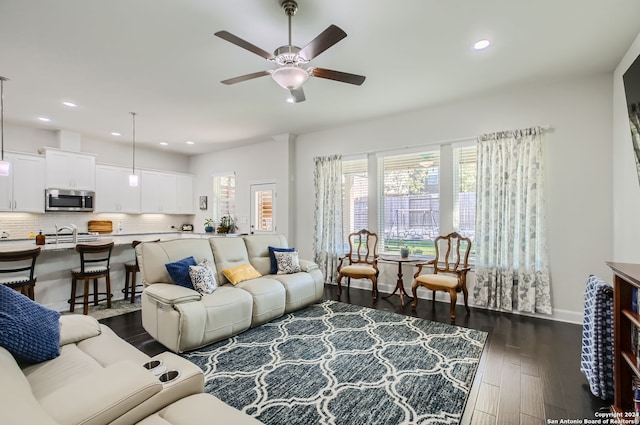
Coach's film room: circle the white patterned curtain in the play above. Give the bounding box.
[473,127,552,314]
[313,155,343,283]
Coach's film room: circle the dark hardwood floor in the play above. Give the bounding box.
[100,285,609,424]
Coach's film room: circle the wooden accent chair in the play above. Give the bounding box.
[336,229,380,299]
[411,232,472,321]
[69,241,114,315]
[0,247,41,300]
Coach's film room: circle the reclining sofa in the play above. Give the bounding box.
[1,313,261,425]
[137,234,324,353]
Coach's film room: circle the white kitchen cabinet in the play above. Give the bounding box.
[140,170,178,213]
[0,153,46,212]
[95,165,140,213]
[44,148,96,190]
[176,174,194,214]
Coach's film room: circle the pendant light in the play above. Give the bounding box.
[128,112,138,186]
[0,77,10,176]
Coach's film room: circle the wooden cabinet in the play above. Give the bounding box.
[95,165,140,213]
[0,153,45,212]
[44,148,96,190]
[608,262,640,414]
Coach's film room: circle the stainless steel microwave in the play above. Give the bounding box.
[45,189,95,212]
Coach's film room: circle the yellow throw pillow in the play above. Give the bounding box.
[221,263,261,285]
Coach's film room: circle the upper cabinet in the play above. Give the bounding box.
[0,153,46,213]
[140,170,178,214]
[43,148,96,190]
[95,165,140,213]
[177,174,194,214]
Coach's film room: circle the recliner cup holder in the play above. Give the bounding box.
[159,370,179,383]
[143,360,166,376]
[143,360,162,370]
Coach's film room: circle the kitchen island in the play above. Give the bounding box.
[0,231,210,311]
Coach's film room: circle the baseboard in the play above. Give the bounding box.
[328,281,584,325]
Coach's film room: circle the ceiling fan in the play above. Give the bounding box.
[214,0,366,103]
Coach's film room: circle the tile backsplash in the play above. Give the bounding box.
[0,212,194,239]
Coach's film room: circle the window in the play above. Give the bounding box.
[341,140,477,260]
[251,183,276,233]
[379,150,440,256]
[212,174,235,220]
[342,158,368,249]
[453,145,477,242]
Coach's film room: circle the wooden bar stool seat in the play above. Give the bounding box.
[0,247,41,300]
[69,241,114,315]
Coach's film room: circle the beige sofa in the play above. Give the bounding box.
[137,234,323,353]
[0,314,260,425]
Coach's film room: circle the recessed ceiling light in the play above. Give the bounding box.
[473,39,490,50]
[160,142,168,146]
[38,117,51,122]
[286,96,295,104]
[185,141,195,145]
[62,101,78,108]
[111,132,121,136]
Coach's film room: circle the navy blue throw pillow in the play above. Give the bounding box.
[268,246,295,274]
[0,284,61,363]
[165,256,197,289]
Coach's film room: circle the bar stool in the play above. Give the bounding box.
[69,241,114,315]
[0,247,41,300]
[123,240,142,303]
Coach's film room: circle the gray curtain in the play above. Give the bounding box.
[313,155,343,283]
[473,127,552,314]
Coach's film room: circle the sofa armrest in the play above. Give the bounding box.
[59,314,102,346]
[39,361,162,425]
[299,259,319,272]
[144,283,202,305]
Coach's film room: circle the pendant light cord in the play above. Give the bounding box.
[130,112,136,174]
[0,77,6,162]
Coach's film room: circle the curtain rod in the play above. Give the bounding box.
[343,124,553,159]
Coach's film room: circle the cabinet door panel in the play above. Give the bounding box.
[11,155,45,212]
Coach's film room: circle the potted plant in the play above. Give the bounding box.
[216,215,236,234]
[204,218,215,233]
[400,245,410,258]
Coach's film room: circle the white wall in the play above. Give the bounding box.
[613,32,640,261]
[294,73,614,322]
[4,122,190,173]
[189,136,292,236]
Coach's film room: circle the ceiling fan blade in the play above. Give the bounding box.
[289,87,306,103]
[221,71,270,85]
[298,25,347,61]
[312,68,366,85]
[215,31,275,60]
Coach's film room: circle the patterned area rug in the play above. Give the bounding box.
[181,300,487,425]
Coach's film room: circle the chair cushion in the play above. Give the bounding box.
[71,265,108,275]
[340,264,377,276]
[0,276,33,285]
[268,246,295,274]
[415,273,459,289]
[165,257,198,290]
[0,284,60,363]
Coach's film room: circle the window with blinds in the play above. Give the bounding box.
[213,174,235,220]
[342,158,368,251]
[379,150,440,256]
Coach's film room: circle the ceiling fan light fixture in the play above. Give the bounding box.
[271,66,309,90]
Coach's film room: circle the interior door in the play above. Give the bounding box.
[250,183,276,234]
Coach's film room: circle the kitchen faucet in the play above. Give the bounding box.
[55,224,78,244]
